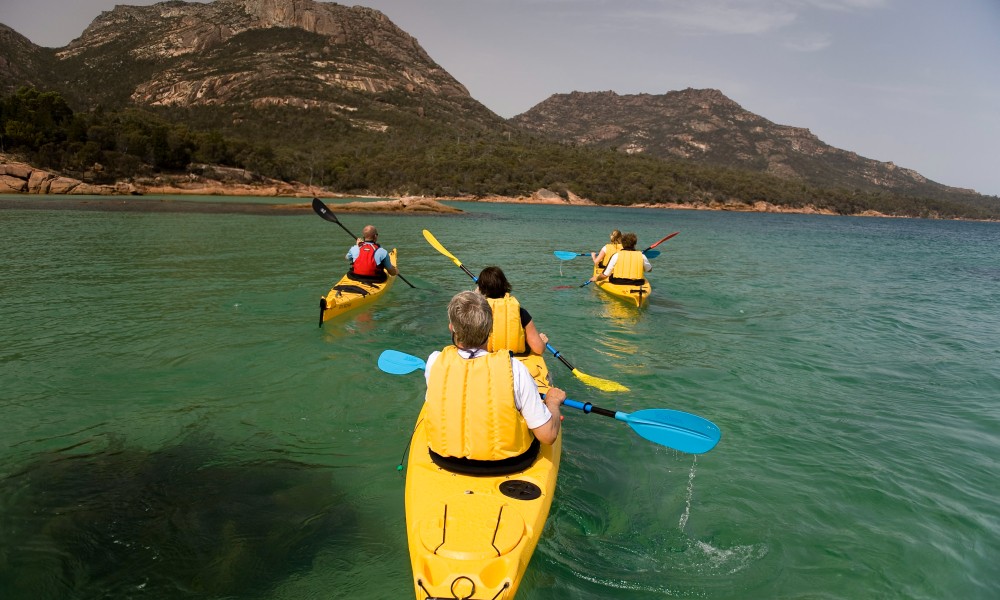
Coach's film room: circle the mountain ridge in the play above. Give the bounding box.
[509,88,974,199]
[1,0,996,218]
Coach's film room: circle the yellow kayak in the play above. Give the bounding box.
[318,249,397,324]
[404,403,561,599]
[592,264,651,307]
[514,352,551,395]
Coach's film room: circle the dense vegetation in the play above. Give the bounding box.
[3,86,998,220]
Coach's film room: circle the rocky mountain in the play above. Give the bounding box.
[2,0,502,131]
[510,89,975,200]
[0,0,994,215]
[0,24,56,95]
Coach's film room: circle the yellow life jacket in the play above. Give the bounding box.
[612,250,646,280]
[424,346,534,461]
[486,294,526,354]
[599,242,623,268]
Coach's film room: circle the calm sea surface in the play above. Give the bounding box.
[1,196,998,599]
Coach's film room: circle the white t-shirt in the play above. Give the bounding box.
[603,251,653,277]
[425,348,552,430]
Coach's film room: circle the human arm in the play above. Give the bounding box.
[374,247,398,276]
[589,253,618,282]
[591,246,606,266]
[382,249,398,276]
[643,254,652,272]
[512,360,562,445]
[522,313,547,355]
[531,387,565,445]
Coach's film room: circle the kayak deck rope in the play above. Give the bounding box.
[331,284,371,297]
[491,505,505,557]
[416,576,511,599]
[434,505,448,554]
[397,419,421,473]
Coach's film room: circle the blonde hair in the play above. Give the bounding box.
[448,290,493,348]
[610,230,622,244]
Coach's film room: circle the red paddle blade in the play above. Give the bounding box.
[648,231,680,250]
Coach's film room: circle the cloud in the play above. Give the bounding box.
[783,32,833,51]
[569,0,888,36]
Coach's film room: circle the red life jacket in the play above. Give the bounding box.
[352,242,381,276]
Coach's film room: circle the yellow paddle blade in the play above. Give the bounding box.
[571,368,630,393]
[422,229,462,267]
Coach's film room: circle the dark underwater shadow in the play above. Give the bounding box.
[0,433,355,600]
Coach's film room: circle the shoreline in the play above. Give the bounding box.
[0,189,898,218]
[0,154,913,218]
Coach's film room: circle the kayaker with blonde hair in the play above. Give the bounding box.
[591,231,652,285]
[591,229,623,269]
[423,291,566,474]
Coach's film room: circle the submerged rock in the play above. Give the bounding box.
[0,434,354,599]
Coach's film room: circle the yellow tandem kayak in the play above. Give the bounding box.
[318,248,398,324]
[404,403,561,599]
[592,264,651,307]
[513,352,551,395]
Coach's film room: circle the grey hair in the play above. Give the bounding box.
[448,290,493,348]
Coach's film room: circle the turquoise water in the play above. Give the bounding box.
[1,197,998,599]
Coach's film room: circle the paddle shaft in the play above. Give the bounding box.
[545,343,578,372]
[458,263,478,282]
[564,399,616,418]
[313,198,415,288]
[422,230,479,282]
[378,350,718,453]
[644,231,679,252]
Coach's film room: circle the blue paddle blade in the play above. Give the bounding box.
[377,350,426,374]
[643,249,661,259]
[554,250,585,260]
[617,408,721,454]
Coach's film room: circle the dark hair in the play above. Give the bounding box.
[621,232,638,250]
[476,266,511,299]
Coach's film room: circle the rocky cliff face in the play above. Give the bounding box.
[510,88,966,197]
[29,0,491,129]
[0,2,983,203]
[0,24,55,95]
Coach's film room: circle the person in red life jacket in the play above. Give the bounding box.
[423,290,566,474]
[589,231,651,285]
[345,225,398,282]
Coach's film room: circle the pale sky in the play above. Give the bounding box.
[3,0,999,196]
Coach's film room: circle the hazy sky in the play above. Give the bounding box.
[3,0,999,196]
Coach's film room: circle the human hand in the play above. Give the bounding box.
[539,332,549,343]
[356,238,363,245]
[544,387,566,406]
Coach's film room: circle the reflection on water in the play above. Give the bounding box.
[0,434,354,600]
[593,291,644,329]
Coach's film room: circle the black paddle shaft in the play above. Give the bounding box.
[576,401,616,418]
[312,198,415,289]
[546,344,577,371]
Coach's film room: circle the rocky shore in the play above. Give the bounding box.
[1,155,888,217]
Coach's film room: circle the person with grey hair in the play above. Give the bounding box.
[422,290,566,474]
